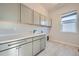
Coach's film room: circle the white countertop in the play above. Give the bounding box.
[0,33,46,44]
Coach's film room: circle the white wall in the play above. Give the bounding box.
[49,4,79,47]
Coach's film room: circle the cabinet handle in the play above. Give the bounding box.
[7,41,24,46]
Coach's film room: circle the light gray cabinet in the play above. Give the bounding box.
[18,38,32,56]
[40,15,52,26]
[0,34,46,56]
[21,4,33,24]
[0,47,18,56]
[40,15,45,25]
[40,37,46,51]
[18,42,32,56]
[33,40,40,56]
[0,3,20,23]
[33,11,40,25]
[33,35,46,56]
[0,3,51,27]
[44,17,52,26]
[48,19,52,26]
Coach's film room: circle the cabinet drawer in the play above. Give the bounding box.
[7,39,26,47]
[0,40,25,51]
[0,38,32,52]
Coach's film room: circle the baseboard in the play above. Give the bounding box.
[50,40,79,48]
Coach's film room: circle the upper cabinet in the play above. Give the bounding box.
[0,3,20,23]
[33,11,40,25]
[0,3,52,27]
[21,4,33,24]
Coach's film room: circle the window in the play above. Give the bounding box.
[61,10,77,32]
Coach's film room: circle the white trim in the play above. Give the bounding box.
[50,39,79,48]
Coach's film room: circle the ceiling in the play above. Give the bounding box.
[41,3,58,11]
[41,3,66,12]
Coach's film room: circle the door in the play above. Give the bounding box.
[44,17,51,26]
[33,40,40,56]
[40,15,45,25]
[40,37,46,51]
[18,42,32,56]
[33,11,40,25]
[0,47,18,56]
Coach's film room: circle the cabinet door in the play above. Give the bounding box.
[0,47,18,56]
[40,15,52,26]
[40,15,45,25]
[0,3,20,23]
[40,15,48,26]
[21,4,33,24]
[44,17,52,26]
[40,37,46,51]
[48,19,52,26]
[33,11,40,25]
[33,40,40,56]
[18,42,32,56]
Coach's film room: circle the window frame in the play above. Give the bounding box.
[61,10,77,33]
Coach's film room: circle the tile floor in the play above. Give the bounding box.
[38,40,79,56]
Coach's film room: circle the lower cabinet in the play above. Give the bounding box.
[33,40,40,56]
[18,42,32,56]
[0,35,46,56]
[0,47,18,56]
